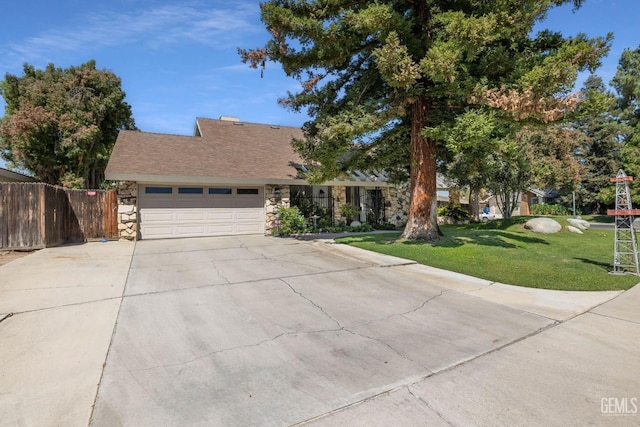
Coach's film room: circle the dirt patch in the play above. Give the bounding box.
[0,250,36,266]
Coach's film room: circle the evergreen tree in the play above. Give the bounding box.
[571,75,623,212]
[241,0,610,240]
[611,46,640,204]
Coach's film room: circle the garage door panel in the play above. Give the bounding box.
[139,186,265,239]
[142,210,176,223]
[176,224,206,236]
[235,209,263,221]
[206,224,235,234]
[139,225,175,238]
[234,222,264,233]
[206,210,234,221]
[176,210,207,221]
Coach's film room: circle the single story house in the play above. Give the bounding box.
[0,167,35,182]
[482,188,559,217]
[106,116,428,240]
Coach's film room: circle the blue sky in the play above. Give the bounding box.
[0,0,639,140]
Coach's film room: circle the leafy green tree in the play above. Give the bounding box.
[487,138,530,218]
[0,60,136,188]
[611,46,640,204]
[241,0,609,240]
[523,125,582,189]
[428,109,498,220]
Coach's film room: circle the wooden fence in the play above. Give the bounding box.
[0,183,118,250]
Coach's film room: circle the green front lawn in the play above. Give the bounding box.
[336,217,639,291]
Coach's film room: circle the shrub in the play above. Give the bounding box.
[316,217,333,230]
[437,205,469,221]
[530,203,569,216]
[372,222,398,230]
[349,223,374,232]
[276,206,309,235]
[340,204,360,221]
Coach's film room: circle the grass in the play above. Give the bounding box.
[335,216,639,291]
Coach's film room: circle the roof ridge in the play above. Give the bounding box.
[196,117,302,130]
[119,129,197,138]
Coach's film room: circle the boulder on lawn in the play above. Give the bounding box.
[524,217,562,234]
[567,217,590,230]
[567,225,584,234]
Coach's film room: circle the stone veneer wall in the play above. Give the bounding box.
[265,185,290,234]
[384,182,410,227]
[117,181,138,241]
[332,186,347,225]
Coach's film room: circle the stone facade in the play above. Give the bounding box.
[117,181,138,241]
[265,184,290,234]
[331,186,348,224]
[384,182,410,227]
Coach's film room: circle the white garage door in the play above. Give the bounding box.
[138,185,265,239]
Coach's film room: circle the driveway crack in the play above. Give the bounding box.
[278,278,438,368]
[342,328,423,367]
[210,259,230,284]
[279,278,343,329]
[406,387,455,426]
[353,290,448,329]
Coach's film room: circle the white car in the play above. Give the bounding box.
[480,212,503,221]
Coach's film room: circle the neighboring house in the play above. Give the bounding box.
[481,188,559,217]
[524,188,559,212]
[106,116,420,240]
[0,168,35,182]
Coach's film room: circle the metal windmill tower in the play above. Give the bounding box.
[607,169,640,275]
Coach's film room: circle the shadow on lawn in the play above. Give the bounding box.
[574,257,612,272]
[400,230,549,249]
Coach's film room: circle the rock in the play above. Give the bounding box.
[567,225,583,234]
[567,218,590,230]
[524,217,562,234]
[350,220,362,227]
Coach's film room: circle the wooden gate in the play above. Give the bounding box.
[0,183,118,250]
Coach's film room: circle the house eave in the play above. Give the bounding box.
[106,173,392,187]
[0,168,36,182]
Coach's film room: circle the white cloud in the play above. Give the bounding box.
[3,2,261,64]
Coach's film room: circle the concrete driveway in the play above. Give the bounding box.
[1,236,638,426]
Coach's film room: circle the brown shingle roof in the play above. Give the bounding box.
[105,118,305,183]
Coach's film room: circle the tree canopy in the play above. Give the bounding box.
[612,47,640,204]
[241,0,610,239]
[0,60,136,188]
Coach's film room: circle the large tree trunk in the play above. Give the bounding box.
[468,183,480,221]
[401,96,440,241]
